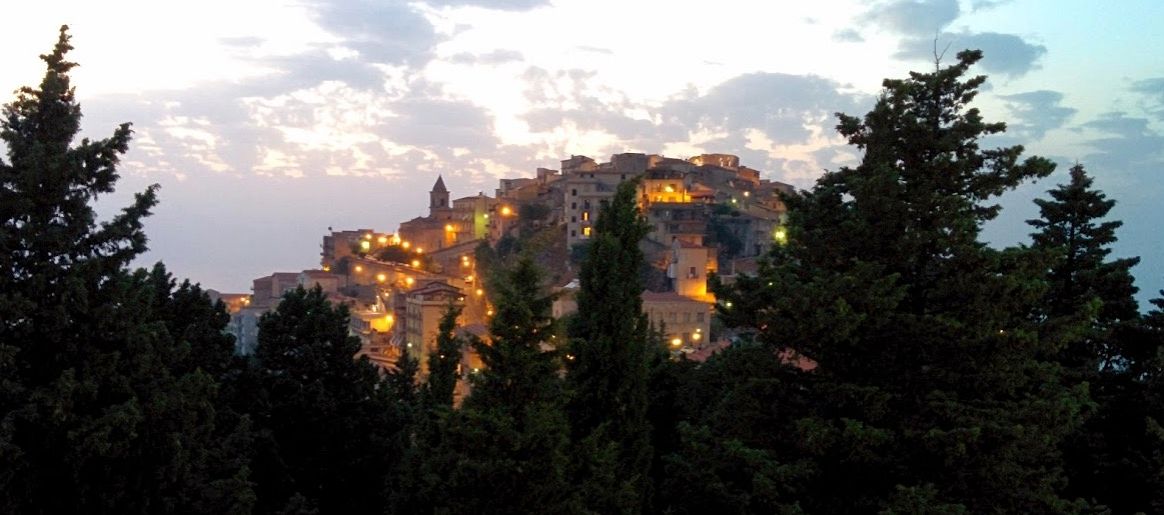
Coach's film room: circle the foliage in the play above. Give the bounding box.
[565,179,659,513]
[423,303,466,409]
[1028,164,1164,512]
[244,286,400,514]
[714,50,1085,513]
[0,27,254,514]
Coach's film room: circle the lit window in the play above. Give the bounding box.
[582,227,591,237]
[581,211,589,221]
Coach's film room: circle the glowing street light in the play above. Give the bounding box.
[377,236,388,245]
[376,273,386,282]
[670,337,682,348]
[360,240,371,251]
[773,227,788,245]
[445,224,455,232]
[354,265,363,273]
[500,206,513,216]
[411,259,421,268]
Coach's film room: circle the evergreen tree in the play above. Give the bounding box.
[1025,163,1154,511]
[1029,163,1141,369]
[566,179,657,513]
[659,342,811,514]
[715,50,1086,512]
[246,286,396,514]
[423,303,466,409]
[417,257,577,513]
[0,27,252,513]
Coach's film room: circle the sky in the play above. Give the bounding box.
[3,0,1163,307]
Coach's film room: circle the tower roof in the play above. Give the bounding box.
[431,175,448,192]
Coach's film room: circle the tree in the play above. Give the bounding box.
[0,27,252,513]
[1025,164,1153,511]
[715,50,1086,512]
[1029,163,1141,369]
[565,179,657,513]
[415,257,577,513]
[423,303,466,409]
[245,286,397,514]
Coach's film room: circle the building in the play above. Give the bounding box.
[403,281,465,377]
[642,291,712,351]
[399,176,496,253]
[668,239,717,302]
[321,229,395,270]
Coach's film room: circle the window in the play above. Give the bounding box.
[688,266,697,278]
[696,312,705,323]
[571,202,577,210]
[582,227,592,237]
[572,189,577,196]
[581,211,589,221]
[571,230,577,237]
[683,312,690,323]
[571,216,577,223]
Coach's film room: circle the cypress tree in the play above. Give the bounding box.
[566,179,656,513]
[0,27,252,513]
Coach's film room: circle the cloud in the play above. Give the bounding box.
[867,0,959,36]
[661,72,869,144]
[970,0,1013,11]
[423,0,552,10]
[895,31,1047,78]
[381,94,500,149]
[219,36,264,47]
[305,0,439,65]
[999,90,1076,140]
[1080,112,1164,171]
[575,46,614,55]
[240,49,388,93]
[446,49,525,65]
[1131,77,1164,118]
[833,28,864,43]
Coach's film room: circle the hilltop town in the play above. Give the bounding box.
[211,152,794,374]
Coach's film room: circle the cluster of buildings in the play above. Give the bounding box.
[209,152,793,385]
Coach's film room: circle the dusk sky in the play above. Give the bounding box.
[4,0,1162,306]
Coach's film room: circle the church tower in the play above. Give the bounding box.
[429,175,449,216]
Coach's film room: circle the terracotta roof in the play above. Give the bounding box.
[301,270,336,278]
[641,291,706,303]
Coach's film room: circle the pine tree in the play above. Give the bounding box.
[417,257,577,513]
[715,50,1086,512]
[1024,164,1159,511]
[565,179,657,513]
[246,285,396,514]
[423,303,466,409]
[0,27,252,513]
[1029,163,1140,368]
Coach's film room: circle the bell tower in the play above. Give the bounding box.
[429,175,449,215]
